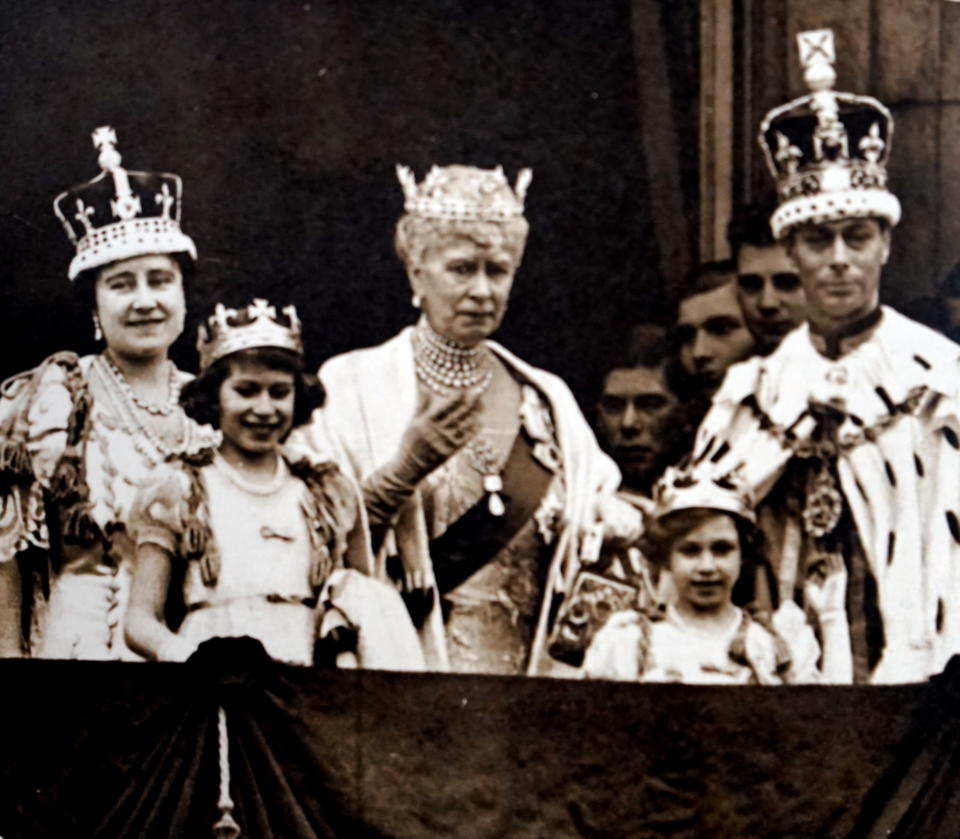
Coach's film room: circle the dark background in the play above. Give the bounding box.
[0,0,700,408]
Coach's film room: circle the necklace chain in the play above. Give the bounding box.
[412,318,493,395]
[101,352,180,416]
[93,355,186,464]
[212,452,285,496]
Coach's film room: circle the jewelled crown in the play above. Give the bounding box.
[53,127,197,280]
[396,163,532,222]
[651,465,756,525]
[758,29,901,239]
[197,298,303,370]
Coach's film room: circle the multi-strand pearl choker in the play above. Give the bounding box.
[412,317,493,395]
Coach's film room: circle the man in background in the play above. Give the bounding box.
[595,323,680,501]
[728,196,806,355]
[674,261,756,401]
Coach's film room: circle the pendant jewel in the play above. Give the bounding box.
[482,474,505,516]
[467,433,506,517]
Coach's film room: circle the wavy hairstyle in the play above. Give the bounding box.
[394,214,529,275]
[640,507,776,610]
[179,345,324,434]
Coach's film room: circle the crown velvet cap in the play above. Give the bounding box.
[53,126,196,280]
[651,465,756,525]
[197,298,303,371]
[396,163,532,222]
[758,29,901,239]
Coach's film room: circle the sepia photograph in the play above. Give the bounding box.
[0,0,958,836]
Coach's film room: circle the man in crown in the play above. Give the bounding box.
[692,30,960,684]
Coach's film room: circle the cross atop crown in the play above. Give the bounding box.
[52,126,196,279]
[756,28,900,238]
[198,298,303,370]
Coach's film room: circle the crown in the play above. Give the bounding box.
[53,126,197,280]
[197,298,303,370]
[651,464,756,525]
[758,29,901,239]
[396,163,532,222]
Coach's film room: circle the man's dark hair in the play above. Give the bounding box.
[593,322,675,406]
[180,345,325,432]
[622,322,670,369]
[726,194,779,260]
[676,259,737,306]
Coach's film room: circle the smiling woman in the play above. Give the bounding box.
[0,127,220,661]
[92,255,187,359]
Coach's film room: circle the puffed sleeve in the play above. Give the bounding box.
[133,464,192,556]
[773,601,822,684]
[0,353,88,561]
[288,453,375,583]
[582,610,650,681]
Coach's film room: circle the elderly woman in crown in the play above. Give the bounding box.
[295,164,641,675]
[0,127,219,659]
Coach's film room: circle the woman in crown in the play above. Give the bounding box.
[124,299,421,667]
[582,466,853,684]
[295,164,641,675]
[0,127,219,660]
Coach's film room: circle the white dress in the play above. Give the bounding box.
[583,603,820,685]
[136,453,362,665]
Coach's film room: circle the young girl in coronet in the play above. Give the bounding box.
[126,299,420,667]
[583,466,853,685]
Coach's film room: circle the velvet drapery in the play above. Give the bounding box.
[1,639,957,838]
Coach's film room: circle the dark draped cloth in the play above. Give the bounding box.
[1,639,959,838]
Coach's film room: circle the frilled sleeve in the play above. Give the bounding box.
[288,454,373,585]
[0,352,93,562]
[133,464,192,557]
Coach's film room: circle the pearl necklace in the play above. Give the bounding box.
[93,355,186,465]
[101,352,180,416]
[412,317,493,395]
[211,451,286,496]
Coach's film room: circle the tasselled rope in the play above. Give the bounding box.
[212,705,241,839]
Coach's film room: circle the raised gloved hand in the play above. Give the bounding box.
[397,389,482,480]
[363,389,482,527]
